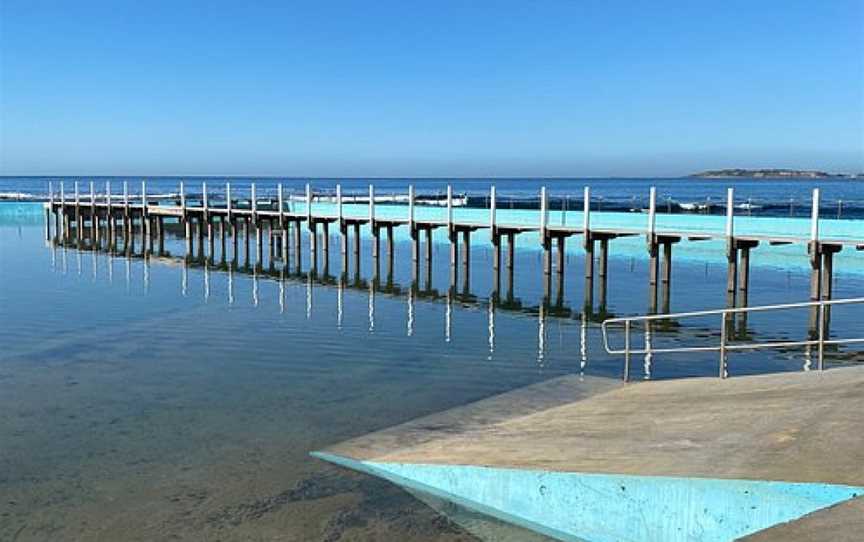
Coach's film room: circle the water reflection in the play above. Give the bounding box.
[46,224,857,380]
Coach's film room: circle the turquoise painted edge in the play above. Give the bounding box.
[311,451,583,542]
[6,201,864,277]
[312,451,864,542]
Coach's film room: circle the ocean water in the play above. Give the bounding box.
[1,177,862,541]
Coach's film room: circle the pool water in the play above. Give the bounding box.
[1,201,861,541]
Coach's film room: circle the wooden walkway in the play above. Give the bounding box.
[44,182,863,315]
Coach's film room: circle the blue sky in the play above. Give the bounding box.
[1,1,862,177]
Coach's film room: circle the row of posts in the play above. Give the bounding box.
[46,181,837,314]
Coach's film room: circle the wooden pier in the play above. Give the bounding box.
[45,181,862,322]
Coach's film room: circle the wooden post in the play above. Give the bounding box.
[584,236,594,279]
[738,244,750,306]
[321,223,330,276]
[507,232,515,272]
[726,244,738,303]
[386,225,394,259]
[822,247,836,301]
[372,225,380,261]
[268,219,275,264]
[425,227,433,265]
[558,235,566,276]
[661,241,672,285]
[599,238,609,278]
[462,229,470,274]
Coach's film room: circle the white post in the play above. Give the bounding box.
[123,181,128,210]
[725,187,735,238]
[48,181,54,206]
[90,181,95,206]
[305,183,312,222]
[277,183,284,223]
[202,182,208,218]
[810,188,820,241]
[369,184,375,221]
[251,183,257,216]
[647,186,657,247]
[583,186,591,248]
[75,181,80,206]
[447,185,453,232]
[337,184,343,223]
[583,186,591,231]
[408,185,415,228]
[225,182,230,219]
[489,185,496,239]
[106,181,111,209]
[141,181,147,213]
[540,186,548,242]
[60,181,65,204]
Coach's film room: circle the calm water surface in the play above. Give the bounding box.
[1,188,862,541]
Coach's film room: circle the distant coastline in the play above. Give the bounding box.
[690,168,861,179]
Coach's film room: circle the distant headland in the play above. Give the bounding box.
[690,168,860,179]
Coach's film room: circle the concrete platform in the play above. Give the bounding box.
[315,366,864,541]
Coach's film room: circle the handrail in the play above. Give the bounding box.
[601,297,864,381]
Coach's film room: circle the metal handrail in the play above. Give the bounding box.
[601,297,864,380]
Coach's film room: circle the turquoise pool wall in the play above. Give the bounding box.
[313,453,864,542]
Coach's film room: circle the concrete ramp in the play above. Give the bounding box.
[314,366,864,541]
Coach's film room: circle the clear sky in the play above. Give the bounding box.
[1,1,862,177]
